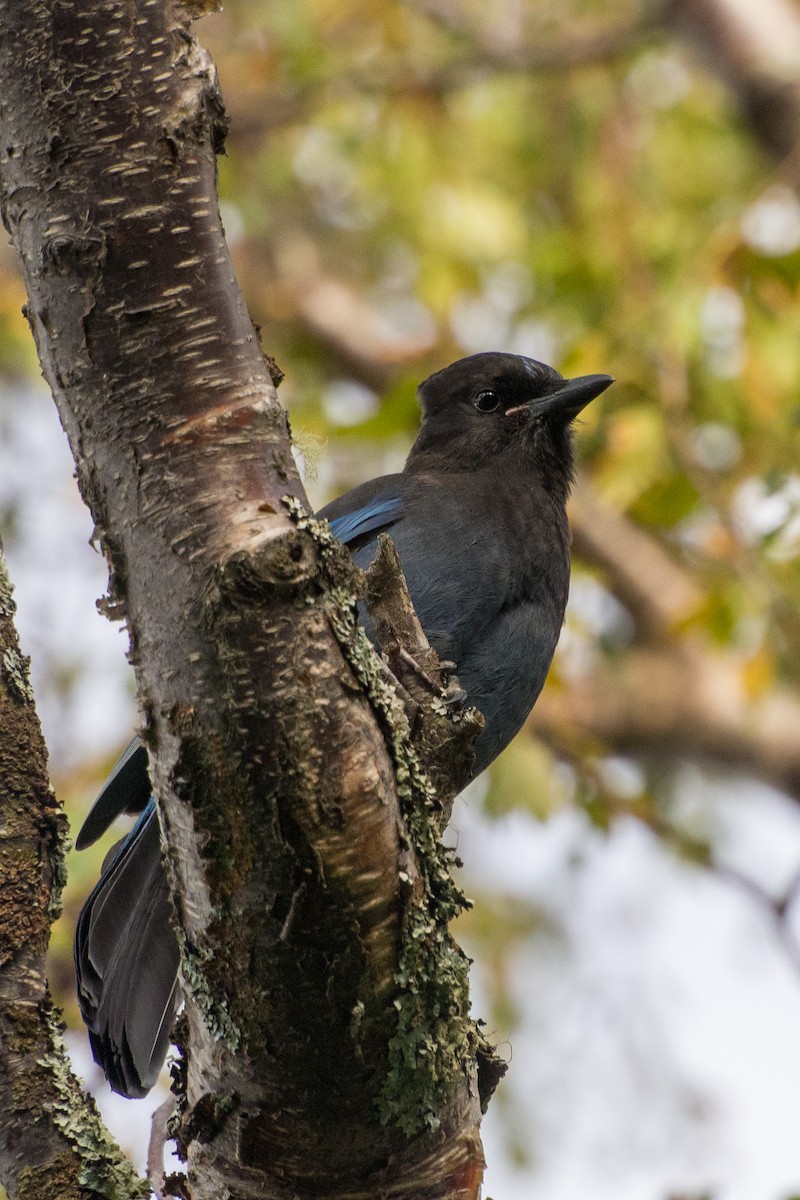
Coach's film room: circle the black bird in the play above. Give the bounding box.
[75,352,612,1097]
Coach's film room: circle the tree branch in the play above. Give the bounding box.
[200,1,665,153]
[269,236,438,388]
[405,0,666,77]
[0,546,149,1200]
[365,534,484,808]
[663,0,800,159]
[569,477,706,641]
[530,642,800,802]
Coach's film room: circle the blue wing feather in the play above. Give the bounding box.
[318,473,405,546]
[328,494,405,544]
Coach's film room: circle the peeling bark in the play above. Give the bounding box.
[0,2,491,1197]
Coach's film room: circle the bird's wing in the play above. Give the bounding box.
[75,737,150,849]
[318,473,405,546]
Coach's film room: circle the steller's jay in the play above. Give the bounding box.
[74,352,612,1097]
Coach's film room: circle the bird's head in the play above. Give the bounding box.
[409,352,613,492]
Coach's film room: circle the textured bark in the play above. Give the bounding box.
[0,2,489,1198]
[0,549,149,1200]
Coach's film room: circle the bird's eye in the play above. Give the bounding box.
[473,390,499,413]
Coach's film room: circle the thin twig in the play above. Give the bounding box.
[148,1095,176,1200]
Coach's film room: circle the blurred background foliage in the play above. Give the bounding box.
[5,0,800,1195]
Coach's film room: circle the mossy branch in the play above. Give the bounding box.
[0,548,148,1200]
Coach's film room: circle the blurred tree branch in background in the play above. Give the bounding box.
[663,0,800,160]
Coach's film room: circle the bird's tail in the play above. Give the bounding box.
[74,799,180,1098]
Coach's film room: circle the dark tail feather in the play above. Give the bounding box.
[75,800,180,1098]
[76,736,151,850]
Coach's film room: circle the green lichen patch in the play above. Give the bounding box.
[180,937,242,1052]
[0,546,17,621]
[41,1004,151,1199]
[2,646,35,704]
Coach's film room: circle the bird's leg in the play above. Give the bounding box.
[374,649,421,729]
[433,659,468,710]
[395,648,467,711]
[394,645,439,693]
[440,677,468,710]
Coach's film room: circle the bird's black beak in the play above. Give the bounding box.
[506,373,614,420]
